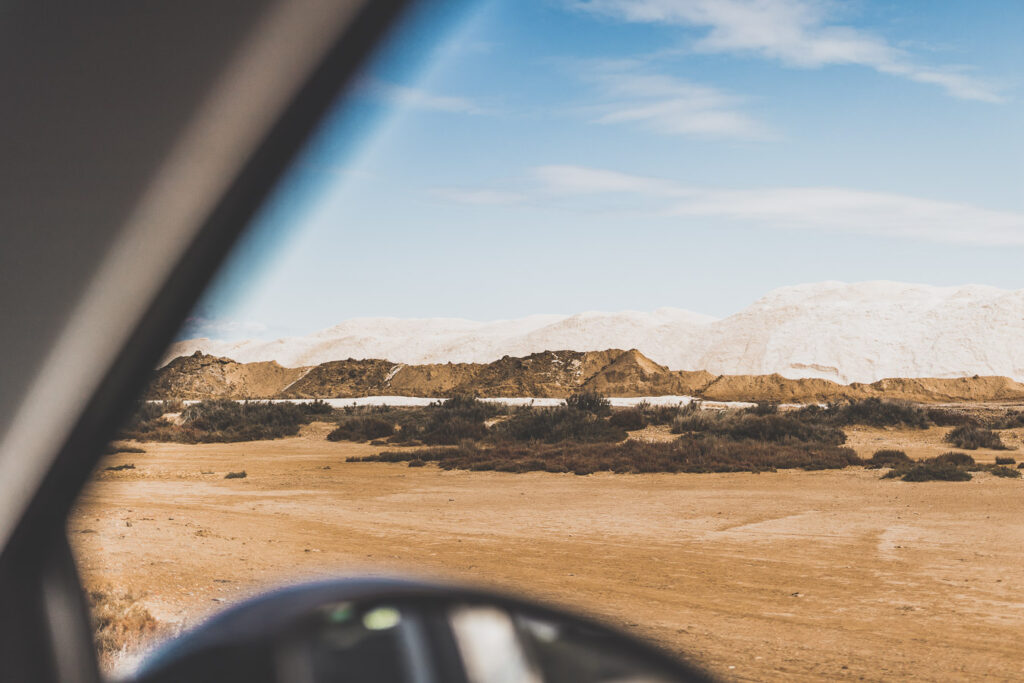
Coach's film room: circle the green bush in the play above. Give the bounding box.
[944,426,1010,450]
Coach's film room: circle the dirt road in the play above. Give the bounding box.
[71,423,1024,681]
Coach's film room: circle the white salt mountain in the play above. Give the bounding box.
[165,282,1024,384]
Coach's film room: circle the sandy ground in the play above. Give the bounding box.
[71,423,1024,681]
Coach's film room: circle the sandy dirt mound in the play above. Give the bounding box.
[388,362,482,397]
[152,350,1024,404]
[856,376,1024,403]
[701,373,856,403]
[584,349,695,396]
[280,358,398,398]
[146,352,306,400]
[448,350,621,397]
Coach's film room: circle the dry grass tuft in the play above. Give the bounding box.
[88,585,160,667]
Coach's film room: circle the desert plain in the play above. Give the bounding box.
[69,419,1024,681]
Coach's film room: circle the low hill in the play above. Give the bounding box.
[145,352,307,400]
[146,350,1024,404]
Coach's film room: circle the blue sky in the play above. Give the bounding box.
[183,0,1024,340]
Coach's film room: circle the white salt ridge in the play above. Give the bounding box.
[178,396,759,409]
[165,281,1024,384]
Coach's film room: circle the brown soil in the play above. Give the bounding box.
[71,423,1024,681]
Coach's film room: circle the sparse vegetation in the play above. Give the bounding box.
[352,436,862,475]
[388,395,501,445]
[944,425,1011,451]
[995,456,1016,465]
[120,399,332,442]
[671,410,846,445]
[492,403,627,444]
[104,464,135,472]
[224,471,247,479]
[807,398,931,429]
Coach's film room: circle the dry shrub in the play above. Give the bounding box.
[224,470,247,479]
[987,410,1024,429]
[386,395,500,445]
[988,465,1021,478]
[926,408,979,427]
[994,456,1016,465]
[351,436,862,475]
[865,449,912,469]
[671,411,846,446]
[491,405,627,444]
[944,425,1011,451]
[927,451,976,467]
[881,451,977,482]
[609,408,646,431]
[814,398,930,429]
[327,416,395,442]
[891,462,973,482]
[121,399,332,443]
[88,586,160,667]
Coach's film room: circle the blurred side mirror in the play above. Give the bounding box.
[134,578,715,683]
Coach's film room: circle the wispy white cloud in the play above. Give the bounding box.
[534,164,1024,245]
[578,60,773,139]
[358,79,487,115]
[572,0,1004,102]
